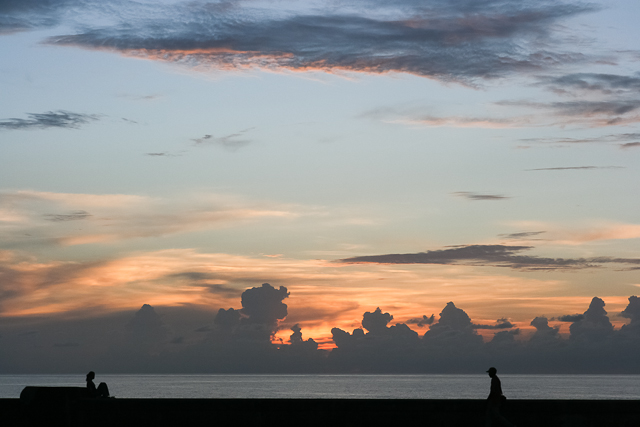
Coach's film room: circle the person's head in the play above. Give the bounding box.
[86,371,95,381]
[486,367,497,377]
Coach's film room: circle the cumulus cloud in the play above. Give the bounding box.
[423,302,484,353]
[620,296,640,322]
[203,283,290,347]
[5,285,640,373]
[240,283,289,330]
[337,244,640,271]
[125,303,169,345]
[0,111,99,130]
[529,316,559,340]
[569,297,613,343]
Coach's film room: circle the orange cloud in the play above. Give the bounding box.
[1,246,633,348]
[0,190,302,247]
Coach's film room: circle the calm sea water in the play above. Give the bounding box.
[2,374,639,400]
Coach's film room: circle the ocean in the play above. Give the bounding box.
[2,374,640,400]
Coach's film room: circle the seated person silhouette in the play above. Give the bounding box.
[86,371,110,398]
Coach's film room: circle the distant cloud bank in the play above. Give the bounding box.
[2,283,640,374]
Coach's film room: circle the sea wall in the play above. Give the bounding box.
[2,395,640,427]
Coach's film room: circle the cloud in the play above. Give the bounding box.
[362,307,393,335]
[240,283,289,330]
[0,111,99,130]
[145,152,183,157]
[539,73,640,95]
[43,210,92,222]
[525,166,624,171]
[394,115,532,128]
[5,281,640,373]
[499,231,546,240]
[36,0,596,83]
[453,192,510,201]
[620,296,640,322]
[568,297,614,343]
[337,244,640,271]
[423,302,484,351]
[529,316,559,339]
[125,303,169,343]
[205,284,243,298]
[620,142,640,149]
[407,314,435,327]
[288,323,317,349]
[497,99,640,127]
[537,222,640,245]
[0,0,74,34]
[473,318,515,330]
[556,314,584,322]
[377,95,640,129]
[520,132,640,146]
[0,190,300,246]
[192,129,254,151]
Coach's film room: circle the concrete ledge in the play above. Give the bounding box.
[3,395,640,427]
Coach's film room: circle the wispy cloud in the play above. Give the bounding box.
[43,210,92,222]
[519,133,640,147]
[496,99,640,127]
[499,231,546,240]
[620,142,640,149]
[453,192,510,201]
[505,221,640,245]
[144,152,184,157]
[0,111,99,130]
[539,73,640,96]
[192,128,254,151]
[337,244,640,271]
[0,190,300,246]
[525,166,624,171]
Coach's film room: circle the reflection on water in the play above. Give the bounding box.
[1,374,640,399]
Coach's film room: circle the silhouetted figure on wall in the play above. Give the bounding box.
[485,367,515,427]
[86,371,110,398]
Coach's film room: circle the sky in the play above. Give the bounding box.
[1,0,640,374]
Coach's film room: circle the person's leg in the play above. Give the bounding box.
[97,382,110,398]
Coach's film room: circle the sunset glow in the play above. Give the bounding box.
[1,0,640,374]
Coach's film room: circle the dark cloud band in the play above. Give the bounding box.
[36,0,596,82]
[336,244,640,271]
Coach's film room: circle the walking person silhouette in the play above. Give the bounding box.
[485,367,515,427]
